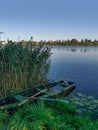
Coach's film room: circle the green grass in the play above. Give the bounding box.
[0,101,98,130]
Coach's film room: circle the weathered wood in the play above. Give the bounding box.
[18,88,48,106]
[13,94,26,102]
[0,80,76,110]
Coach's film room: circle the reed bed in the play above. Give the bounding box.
[0,42,51,97]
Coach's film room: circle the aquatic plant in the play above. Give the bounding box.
[0,42,51,97]
[67,92,98,119]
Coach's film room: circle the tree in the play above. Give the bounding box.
[70,38,79,45]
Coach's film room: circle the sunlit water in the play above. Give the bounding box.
[48,46,98,99]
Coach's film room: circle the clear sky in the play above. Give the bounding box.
[0,0,98,41]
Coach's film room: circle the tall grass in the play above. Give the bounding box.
[0,42,51,97]
[0,101,98,130]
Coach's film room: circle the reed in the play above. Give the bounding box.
[0,42,51,97]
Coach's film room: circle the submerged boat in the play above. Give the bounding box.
[0,80,75,110]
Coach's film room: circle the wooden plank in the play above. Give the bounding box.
[18,88,48,106]
[13,94,26,102]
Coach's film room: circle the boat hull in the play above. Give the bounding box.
[0,80,75,110]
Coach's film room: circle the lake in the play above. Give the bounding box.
[48,46,98,99]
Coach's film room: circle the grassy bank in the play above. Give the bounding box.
[0,101,98,130]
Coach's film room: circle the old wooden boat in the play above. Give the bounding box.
[0,80,75,110]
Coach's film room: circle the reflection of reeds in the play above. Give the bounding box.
[0,42,51,97]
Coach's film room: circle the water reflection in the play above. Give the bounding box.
[49,46,98,99]
[51,46,98,53]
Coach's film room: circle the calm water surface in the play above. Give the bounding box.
[48,46,98,99]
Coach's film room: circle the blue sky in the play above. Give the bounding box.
[0,0,98,41]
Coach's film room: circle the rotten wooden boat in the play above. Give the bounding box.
[0,80,75,110]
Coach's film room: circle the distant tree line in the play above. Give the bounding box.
[36,39,98,46]
[1,38,98,46]
[15,38,98,46]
